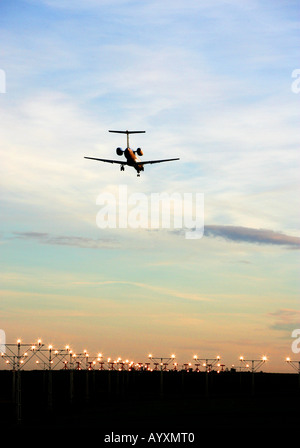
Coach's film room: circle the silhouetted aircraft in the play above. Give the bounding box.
[84,130,180,177]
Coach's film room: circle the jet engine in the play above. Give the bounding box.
[136,147,143,156]
[116,147,123,156]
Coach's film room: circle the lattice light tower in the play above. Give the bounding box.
[286,357,300,373]
[239,355,268,372]
[0,339,45,370]
[193,354,221,372]
[286,357,300,389]
[148,353,176,371]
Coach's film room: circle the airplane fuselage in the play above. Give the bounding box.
[124,148,144,174]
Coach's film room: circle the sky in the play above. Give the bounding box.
[0,0,299,372]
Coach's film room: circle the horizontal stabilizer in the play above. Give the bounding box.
[109,130,145,134]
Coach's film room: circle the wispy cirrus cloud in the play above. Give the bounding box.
[10,226,300,250]
[203,225,300,249]
[11,232,119,249]
[171,225,300,249]
[268,309,300,332]
[71,279,211,302]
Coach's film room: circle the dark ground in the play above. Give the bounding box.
[1,370,299,440]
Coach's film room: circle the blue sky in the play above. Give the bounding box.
[0,0,299,371]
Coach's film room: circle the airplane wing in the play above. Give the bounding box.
[139,158,180,165]
[84,156,127,165]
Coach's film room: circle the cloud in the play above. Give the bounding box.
[12,232,119,249]
[71,280,211,302]
[203,225,300,249]
[11,225,300,251]
[268,309,300,332]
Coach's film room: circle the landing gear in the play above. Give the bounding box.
[137,172,140,177]
[120,165,125,172]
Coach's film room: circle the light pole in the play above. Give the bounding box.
[286,357,300,390]
[239,355,267,373]
[148,354,176,396]
[148,354,176,371]
[0,339,44,424]
[193,355,221,397]
[193,355,221,372]
[239,355,268,395]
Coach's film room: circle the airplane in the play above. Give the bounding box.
[84,130,180,177]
